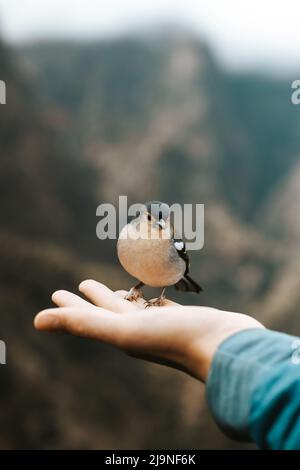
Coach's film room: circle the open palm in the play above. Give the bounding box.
[34,280,263,381]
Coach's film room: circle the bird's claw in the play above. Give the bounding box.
[125,287,144,302]
[145,296,166,308]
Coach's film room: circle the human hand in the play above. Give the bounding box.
[34,280,264,381]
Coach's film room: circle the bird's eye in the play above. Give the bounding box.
[147,214,152,221]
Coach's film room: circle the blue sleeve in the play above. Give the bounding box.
[206,328,300,450]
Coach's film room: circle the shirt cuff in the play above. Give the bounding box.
[206,328,298,441]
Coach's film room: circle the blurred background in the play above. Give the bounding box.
[0,0,300,450]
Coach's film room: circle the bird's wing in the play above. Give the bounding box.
[173,238,189,275]
[173,237,203,293]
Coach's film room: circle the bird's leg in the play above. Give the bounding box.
[145,288,166,308]
[125,282,145,302]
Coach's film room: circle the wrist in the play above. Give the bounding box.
[187,315,265,381]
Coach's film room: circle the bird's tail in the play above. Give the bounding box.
[175,274,203,293]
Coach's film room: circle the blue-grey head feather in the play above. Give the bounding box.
[144,201,170,221]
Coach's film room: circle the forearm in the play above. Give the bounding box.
[206,328,300,449]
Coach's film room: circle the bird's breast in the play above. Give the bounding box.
[117,226,185,287]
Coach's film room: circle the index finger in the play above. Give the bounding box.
[79,280,138,313]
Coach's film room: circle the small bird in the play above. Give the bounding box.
[117,200,202,306]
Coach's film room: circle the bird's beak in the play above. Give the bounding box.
[157,219,166,229]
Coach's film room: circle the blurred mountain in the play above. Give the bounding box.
[19,39,300,216]
[259,159,300,244]
[19,36,300,317]
[1,34,300,449]
[0,41,100,257]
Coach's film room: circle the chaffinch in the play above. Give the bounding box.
[117,201,202,306]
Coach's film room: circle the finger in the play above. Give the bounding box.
[160,299,181,307]
[52,290,93,309]
[34,307,129,347]
[115,290,128,297]
[79,280,136,313]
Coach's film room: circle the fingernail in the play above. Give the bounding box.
[51,291,60,302]
[79,280,89,290]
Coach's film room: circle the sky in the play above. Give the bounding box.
[0,0,299,72]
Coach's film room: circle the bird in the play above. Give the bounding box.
[117,200,203,307]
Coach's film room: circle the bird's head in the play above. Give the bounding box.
[134,201,171,239]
